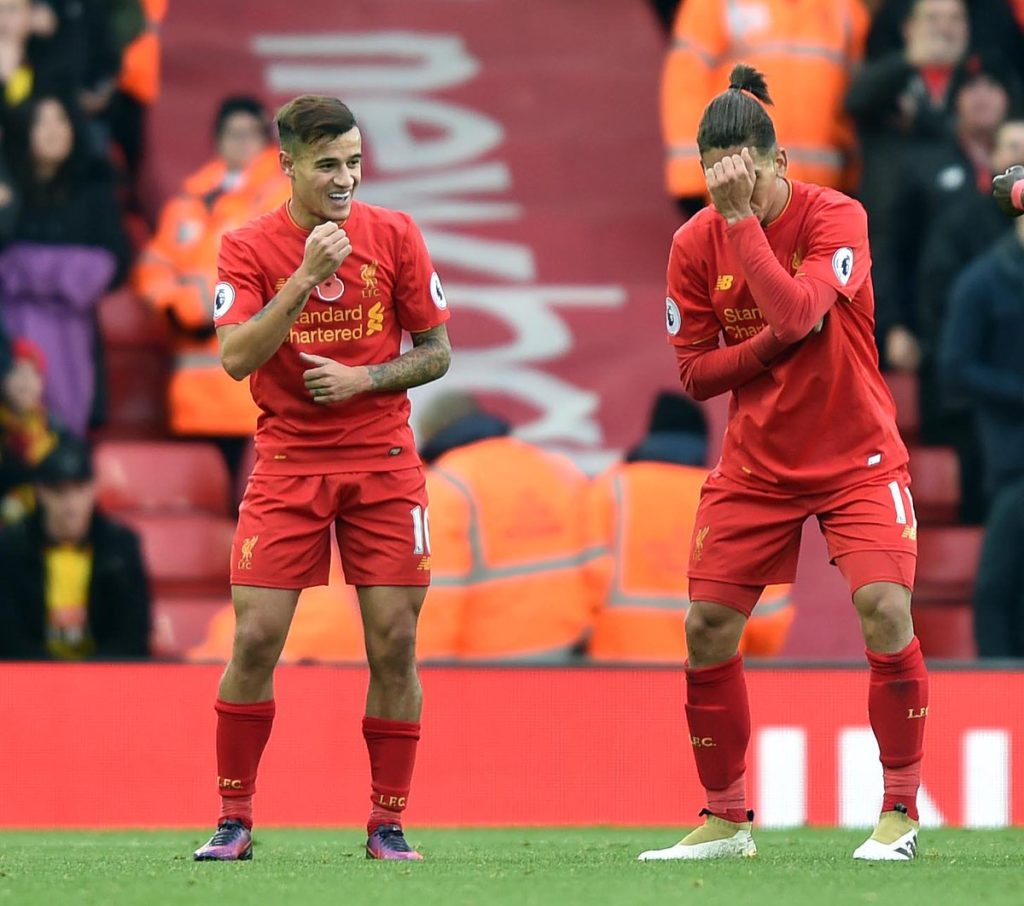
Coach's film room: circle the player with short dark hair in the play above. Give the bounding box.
[638,65,927,863]
[192,94,451,862]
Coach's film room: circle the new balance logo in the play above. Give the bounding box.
[715,274,734,291]
[902,525,917,540]
[417,556,431,571]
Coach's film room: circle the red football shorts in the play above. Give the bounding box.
[688,467,918,616]
[230,467,431,589]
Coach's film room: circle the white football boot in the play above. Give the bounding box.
[853,803,920,861]
[638,809,757,861]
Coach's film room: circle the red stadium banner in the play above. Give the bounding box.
[0,664,1018,828]
[154,1,684,473]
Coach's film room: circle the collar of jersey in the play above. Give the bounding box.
[282,199,356,235]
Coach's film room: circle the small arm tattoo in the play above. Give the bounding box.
[251,292,305,322]
[367,324,451,391]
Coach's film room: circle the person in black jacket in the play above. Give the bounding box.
[940,216,1024,501]
[0,433,150,660]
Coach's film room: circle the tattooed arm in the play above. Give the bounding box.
[301,324,452,405]
[218,223,352,380]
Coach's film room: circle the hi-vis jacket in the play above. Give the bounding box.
[423,436,605,661]
[587,461,794,661]
[661,0,868,198]
[133,146,288,435]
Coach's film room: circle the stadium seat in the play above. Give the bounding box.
[98,288,169,347]
[151,596,227,659]
[913,525,984,659]
[883,371,920,442]
[908,446,960,525]
[119,512,234,598]
[95,440,232,516]
[102,346,170,439]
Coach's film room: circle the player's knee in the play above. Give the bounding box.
[366,617,418,674]
[855,583,912,645]
[232,619,286,671]
[685,603,743,662]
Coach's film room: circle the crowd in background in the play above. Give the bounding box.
[0,0,1020,663]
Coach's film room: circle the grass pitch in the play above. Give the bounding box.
[0,827,1021,906]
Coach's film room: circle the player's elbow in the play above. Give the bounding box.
[435,345,452,378]
[678,373,712,402]
[221,353,251,381]
[772,321,813,345]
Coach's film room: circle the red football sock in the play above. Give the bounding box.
[685,654,750,824]
[866,637,928,821]
[363,716,420,834]
[215,698,275,829]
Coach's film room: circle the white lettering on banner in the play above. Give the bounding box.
[839,729,944,827]
[964,730,1009,827]
[253,32,626,454]
[252,33,480,93]
[757,728,806,828]
[356,99,503,171]
[751,727,1011,828]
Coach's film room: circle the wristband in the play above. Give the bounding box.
[1011,179,1024,212]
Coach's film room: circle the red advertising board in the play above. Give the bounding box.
[0,664,1018,828]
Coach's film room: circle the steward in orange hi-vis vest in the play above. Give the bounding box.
[134,99,289,436]
[419,401,604,661]
[587,461,794,662]
[661,0,868,203]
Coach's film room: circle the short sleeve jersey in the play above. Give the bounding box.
[215,200,450,474]
[665,180,907,492]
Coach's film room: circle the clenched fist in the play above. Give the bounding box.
[298,222,352,285]
[993,165,1024,219]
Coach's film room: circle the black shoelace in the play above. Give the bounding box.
[210,820,246,846]
[375,825,413,851]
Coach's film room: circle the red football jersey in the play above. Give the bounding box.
[215,201,449,474]
[666,180,907,492]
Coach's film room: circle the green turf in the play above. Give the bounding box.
[0,828,1021,906]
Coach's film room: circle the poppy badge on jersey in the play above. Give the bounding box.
[213,282,236,319]
[666,296,682,336]
[832,247,854,286]
[315,274,345,302]
[430,271,447,310]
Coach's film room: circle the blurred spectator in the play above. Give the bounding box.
[973,477,1024,657]
[870,52,1020,372]
[109,0,166,209]
[661,0,868,217]
[0,94,129,435]
[29,1,121,154]
[134,96,287,474]
[587,392,794,662]
[0,337,56,523]
[647,0,682,35]
[916,118,1024,521]
[0,0,69,127]
[420,392,602,661]
[0,433,150,660]
[862,0,1024,78]
[846,0,969,357]
[940,213,1024,502]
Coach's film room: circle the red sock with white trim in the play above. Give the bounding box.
[363,716,420,834]
[685,654,750,824]
[215,698,276,829]
[866,637,928,821]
